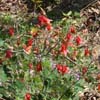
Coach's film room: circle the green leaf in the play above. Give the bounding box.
[0,87,6,96]
[16,97,23,100]
[52,98,57,100]
[15,80,25,89]
[74,12,80,17]
[0,93,2,98]
[42,59,51,68]
[0,68,7,82]
[0,39,4,46]
[62,11,72,17]
[67,11,72,16]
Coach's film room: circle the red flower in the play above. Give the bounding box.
[69,26,76,33]
[38,15,52,30]
[23,38,33,54]
[5,49,13,58]
[9,27,14,36]
[75,36,82,45]
[27,38,33,46]
[56,64,69,75]
[62,66,69,75]
[28,63,33,69]
[98,84,100,91]
[46,24,52,30]
[23,45,32,54]
[56,64,62,73]
[60,43,68,56]
[25,93,31,100]
[66,33,72,41]
[0,59,3,64]
[38,15,51,26]
[82,67,88,75]
[36,62,42,72]
[84,48,90,56]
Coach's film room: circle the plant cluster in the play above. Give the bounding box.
[0,11,99,100]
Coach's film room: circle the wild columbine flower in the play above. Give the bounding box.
[46,24,53,30]
[28,63,33,70]
[61,66,69,75]
[69,26,76,33]
[23,45,32,55]
[84,47,90,56]
[38,15,51,25]
[75,36,82,45]
[38,15,52,30]
[5,49,13,58]
[56,64,69,75]
[56,64,62,73]
[27,38,33,46]
[36,62,42,72]
[24,93,31,100]
[98,84,100,91]
[65,33,72,41]
[23,38,33,54]
[82,67,88,75]
[60,43,68,56]
[9,27,14,36]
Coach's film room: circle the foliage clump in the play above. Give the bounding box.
[0,9,99,100]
